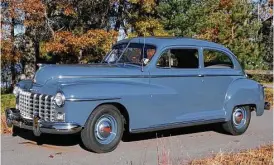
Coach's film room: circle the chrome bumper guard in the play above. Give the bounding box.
[5,108,82,136]
[264,102,271,110]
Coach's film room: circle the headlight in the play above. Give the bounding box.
[54,92,65,107]
[13,86,21,97]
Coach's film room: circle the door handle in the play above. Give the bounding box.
[198,74,204,77]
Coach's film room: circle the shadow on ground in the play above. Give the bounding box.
[122,123,228,142]
[11,123,228,151]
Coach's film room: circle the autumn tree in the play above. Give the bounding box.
[111,0,168,37]
[259,0,273,70]
[1,0,25,86]
[158,0,265,70]
[21,0,54,77]
[43,29,118,63]
[37,0,119,64]
[1,0,50,80]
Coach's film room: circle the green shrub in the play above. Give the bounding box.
[249,74,273,83]
[1,87,13,94]
[1,94,15,114]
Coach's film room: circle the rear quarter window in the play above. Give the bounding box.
[203,49,234,69]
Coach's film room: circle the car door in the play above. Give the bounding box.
[200,47,243,119]
[148,46,205,126]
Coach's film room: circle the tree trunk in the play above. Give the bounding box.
[34,41,40,71]
[78,49,83,64]
[10,18,16,87]
[23,37,36,79]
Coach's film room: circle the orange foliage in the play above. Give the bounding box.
[43,29,118,60]
[1,0,21,20]
[1,0,45,27]
[1,0,44,68]
[1,0,23,64]
[21,0,46,27]
[219,0,233,9]
[1,39,21,63]
[197,27,220,42]
[63,5,76,16]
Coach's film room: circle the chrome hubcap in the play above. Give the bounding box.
[94,115,117,144]
[232,107,247,129]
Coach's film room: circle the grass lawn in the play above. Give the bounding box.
[1,94,15,114]
[1,94,15,134]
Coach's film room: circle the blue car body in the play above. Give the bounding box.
[11,37,265,134]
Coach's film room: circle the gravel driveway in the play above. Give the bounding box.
[1,110,273,165]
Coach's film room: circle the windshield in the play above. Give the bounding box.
[102,43,156,66]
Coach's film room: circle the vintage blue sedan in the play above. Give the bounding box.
[6,37,269,153]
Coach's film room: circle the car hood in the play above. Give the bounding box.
[34,64,143,86]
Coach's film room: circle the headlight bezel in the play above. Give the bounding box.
[54,92,66,107]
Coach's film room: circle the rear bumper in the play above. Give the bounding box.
[5,108,82,136]
[265,102,271,110]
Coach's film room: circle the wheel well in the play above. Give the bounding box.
[97,102,130,132]
[235,104,256,111]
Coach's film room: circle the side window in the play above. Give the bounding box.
[157,48,199,68]
[203,49,233,68]
[121,48,142,64]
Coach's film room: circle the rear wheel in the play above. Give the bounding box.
[222,106,251,135]
[81,104,124,153]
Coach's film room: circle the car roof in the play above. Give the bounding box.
[115,37,230,52]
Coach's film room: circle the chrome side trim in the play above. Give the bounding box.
[150,75,202,78]
[66,97,121,102]
[59,75,146,79]
[59,74,242,79]
[130,118,226,133]
[202,74,242,77]
[150,74,242,78]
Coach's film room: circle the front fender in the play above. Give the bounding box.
[60,79,172,127]
[17,79,33,90]
[224,78,264,121]
[60,80,159,100]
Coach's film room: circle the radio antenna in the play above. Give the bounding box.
[141,31,145,72]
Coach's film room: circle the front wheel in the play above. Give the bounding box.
[81,105,124,153]
[222,106,251,135]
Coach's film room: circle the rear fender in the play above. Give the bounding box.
[224,78,264,121]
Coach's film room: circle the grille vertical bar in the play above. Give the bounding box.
[38,94,42,118]
[50,97,54,121]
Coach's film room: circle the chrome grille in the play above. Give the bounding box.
[19,91,56,122]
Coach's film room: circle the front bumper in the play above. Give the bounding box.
[5,108,82,136]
